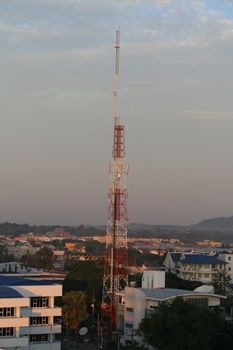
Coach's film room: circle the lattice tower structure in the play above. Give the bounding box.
[102,30,129,333]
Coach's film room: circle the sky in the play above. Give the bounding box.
[1,0,233,226]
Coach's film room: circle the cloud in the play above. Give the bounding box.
[0,0,232,66]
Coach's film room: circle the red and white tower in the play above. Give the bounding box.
[102,30,129,332]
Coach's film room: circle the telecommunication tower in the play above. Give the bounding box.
[102,30,129,332]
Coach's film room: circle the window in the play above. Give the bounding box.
[31,297,49,308]
[228,256,231,261]
[30,317,48,326]
[228,267,231,272]
[186,298,208,308]
[0,308,15,318]
[30,334,49,343]
[126,307,134,312]
[204,273,210,278]
[0,328,14,337]
[125,323,133,329]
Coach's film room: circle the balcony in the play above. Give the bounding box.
[0,317,29,328]
[21,307,62,317]
[20,324,61,336]
[29,341,61,350]
[0,336,29,348]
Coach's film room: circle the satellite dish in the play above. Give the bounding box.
[79,327,88,336]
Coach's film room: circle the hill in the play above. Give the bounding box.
[192,216,233,232]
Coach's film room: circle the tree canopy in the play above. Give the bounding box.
[212,269,231,295]
[63,260,104,303]
[138,297,233,350]
[63,290,87,335]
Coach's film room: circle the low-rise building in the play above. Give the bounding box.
[0,275,62,350]
[47,228,71,240]
[163,252,182,272]
[118,270,225,345]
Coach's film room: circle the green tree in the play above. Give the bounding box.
[63,291,87,342]
[213,269,231,295]
[63,260,104,303]
[138,297,233,350]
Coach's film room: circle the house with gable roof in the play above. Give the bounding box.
[164,251,227,284]
[179,254,226,283]
[163,251,182,272]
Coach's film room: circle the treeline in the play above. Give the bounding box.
[1,221,233,243]
[0,222,104,237]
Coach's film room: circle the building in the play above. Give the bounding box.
[65,243,85,254]
[164,252,227,283]
[218,252,233,281]
[7,245,40,259]
[0,275,62,350]
[47,228,71,240]
[118,271,225,345]
[196,240,223,248]
[163,252,182,272]
[0,262,22,273]
[179,254,226,283]
[53,251,65,271]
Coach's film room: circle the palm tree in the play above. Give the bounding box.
[62,290,87,345]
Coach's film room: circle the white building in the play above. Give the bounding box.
[164,252,227,283]
[7,245,40,259]
[218,252,233,281]
[118,271,225,344]
[163,252,182,272]
[0,262,22,273]
[178,254,226,283]
[0,275,62,350]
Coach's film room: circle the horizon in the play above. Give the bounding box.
[1,214,233,228]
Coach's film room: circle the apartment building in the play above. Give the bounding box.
[218,252,233,281]
[178,255,226,283]
[164,252,227,283]
[0,275,62,350]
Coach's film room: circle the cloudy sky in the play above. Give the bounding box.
[1,0,233,226]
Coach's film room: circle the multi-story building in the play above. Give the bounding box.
[0,275,62,350]
[7,245,40,259]
[218,252,233,281]
[178,254,226,283]
[164,252,227,284]
[118,271,225,345]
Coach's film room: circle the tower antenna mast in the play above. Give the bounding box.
[114,29,120,126]
[102,30,129,335]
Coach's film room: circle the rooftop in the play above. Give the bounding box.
[170,252,182,262]
[0,286,23,298]
[180,254,226,265]
[0,275,55,286]
[139,288,224,300]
